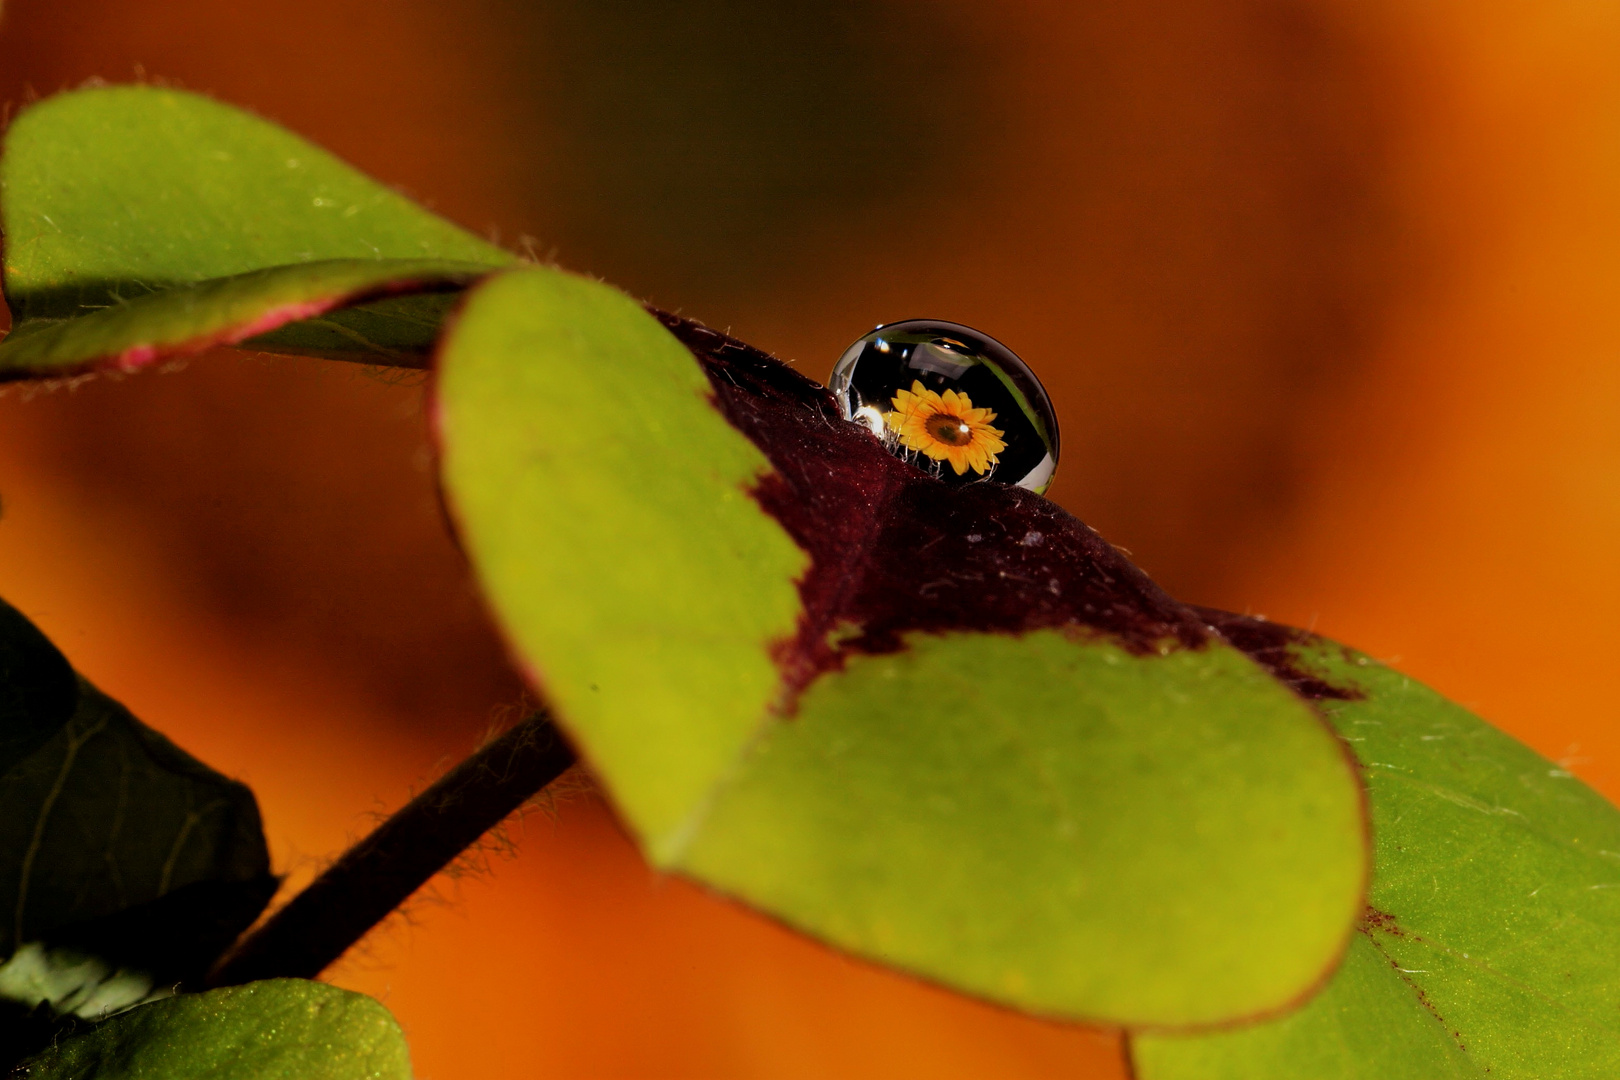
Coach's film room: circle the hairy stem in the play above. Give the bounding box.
[207,711,575,987]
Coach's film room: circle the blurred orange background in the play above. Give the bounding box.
[1,0,1617,1076]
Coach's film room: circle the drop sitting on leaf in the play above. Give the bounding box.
[885,381,1006,476]
[829,319,1061,493]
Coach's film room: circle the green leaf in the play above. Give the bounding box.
[12,980,410,1080]
[0,85,517,376]
[0,597,77,776]
[1132,618,1620,1077]
[0,676,274,986]
[0,259,493,375]
[675,630,1362,1023]
[432,266,1368,1027]
[437,269,808,845]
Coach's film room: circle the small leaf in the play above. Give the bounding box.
[0,86,516,376]
[0,259,493,376]
[0,598,77,776]
[1131,615,1620,1077]
[0,676,274,986]
[12,980,410,1080]
[432,266,1368,1027]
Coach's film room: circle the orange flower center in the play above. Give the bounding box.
[925,413,973,446]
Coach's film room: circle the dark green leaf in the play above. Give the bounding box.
[432,266,1368,1027]
[0,677,273,986]
[12,980,410,1080]
[0,86,517,376]
[1132,620,1620,1077]
[0,598,76,776]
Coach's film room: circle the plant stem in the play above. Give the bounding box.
[206,711,575,987]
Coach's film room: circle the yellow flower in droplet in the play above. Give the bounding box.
[883,380,1006,476]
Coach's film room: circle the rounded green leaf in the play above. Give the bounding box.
[14,980,410,1080]
[436,268,808,847]
[433,266,1367,1027]
[1133,624,1620,1076]
[678,630,1363,1023]
[0,85,516,375]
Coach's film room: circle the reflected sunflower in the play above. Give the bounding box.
[883,380,1006,476]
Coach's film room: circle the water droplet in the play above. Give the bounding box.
[829,320,1059,493]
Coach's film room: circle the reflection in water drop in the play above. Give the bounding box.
[829,320,1060,493]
